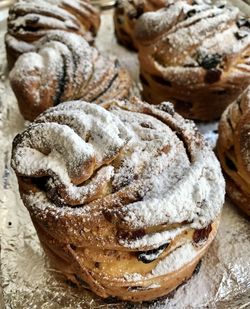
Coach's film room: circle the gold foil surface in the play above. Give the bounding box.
[0,7,250,309]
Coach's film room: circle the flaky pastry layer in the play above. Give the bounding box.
[217,86,250,216]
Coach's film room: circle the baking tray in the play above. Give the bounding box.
[0,5,250,309]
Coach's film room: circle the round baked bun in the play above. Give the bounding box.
[134,1,250,121]
[5,0,100,69]
[11,98,225,302]
[9,31,132,121]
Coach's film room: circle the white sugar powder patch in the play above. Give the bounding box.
[135,2,250,86]
[119,226,189,249]
[120,152,225,230]
[123,243,197,282]
[12,101,225,255]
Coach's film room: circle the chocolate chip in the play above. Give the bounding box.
[140,122,153,129]
[237,18,250,28]
[137,243,169,264]
[234,31,248,40]
[193,224,212,244]
[158,102,175,115]
[225,155,237,172]
[70,244,77,250]
[131,229,146,239]
[204,69,222,84]
[198,53,222,70]
[187,9,196,18]
[103,209,115,223]
[95,262,100,268]
[135,3,144,18]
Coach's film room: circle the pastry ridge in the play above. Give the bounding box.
[5,0,101,68]
[9,31,133,121]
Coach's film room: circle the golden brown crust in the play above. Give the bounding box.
[5,0,100,69]
[11,98,225,301]
[9,31,132,121]
[217,86,250,217]
[35,218,220,302]
[134,1,250,121]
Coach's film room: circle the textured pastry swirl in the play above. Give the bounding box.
[217,86,250,216]
[5,0,100,68]
[134,1,250,121]
[114,0,174,49]
[9,31,132,121]
[11,98,225,302]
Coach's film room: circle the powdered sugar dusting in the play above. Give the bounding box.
[135,1,250,85]
[12,101,132,205]
[123,243,197,281]
[120,152,224,230]
[11,99,225,253]
[9,30,132,120]
[120,226,189,249]
[6,0,100,61]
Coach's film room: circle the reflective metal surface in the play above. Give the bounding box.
[0,6,250,309]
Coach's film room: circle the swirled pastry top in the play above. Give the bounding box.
[5,0,100,66]
[12,98,225,249]
[134,1,250,85]
[9,31,132,121]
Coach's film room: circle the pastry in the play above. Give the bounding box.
[114,0,171,49]
[9,31,132,121]
[134,1,250,121]
[11,97,225,302]
[5,0,100,69]
[217,86,250,216]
